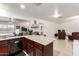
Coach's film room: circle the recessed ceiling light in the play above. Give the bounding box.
[20,4,25,9]
[52,8,62,18]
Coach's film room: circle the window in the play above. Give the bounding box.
[0,22,15,34]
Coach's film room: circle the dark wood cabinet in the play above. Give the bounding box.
[34,42,43,50]
[34,42,53,56]
[26,39,33,55]
[34,42,43,56]
[22,38,53,56]
[0,40,10,56]
[0,37,53,56]
[22,37,33,56]
[34,47,42,56]
[22,37,26,50]
[0,38,23,56]
[43,42,53,56]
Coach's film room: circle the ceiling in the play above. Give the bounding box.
[0,3,79,23]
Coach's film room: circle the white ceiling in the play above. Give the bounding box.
[0,3,79,23]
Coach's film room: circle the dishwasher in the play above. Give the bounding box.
[9,38,23,56]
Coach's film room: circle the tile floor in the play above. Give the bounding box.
[53,38,73,56]
[73,40,79,56]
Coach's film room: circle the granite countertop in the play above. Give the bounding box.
[0,35,56,46]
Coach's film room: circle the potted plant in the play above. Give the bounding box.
[28,29,33,35]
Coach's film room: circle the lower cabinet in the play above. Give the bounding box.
[34,47,42,56]
[0,40,10,56]
[34,42,43,56]
[26,40,33,56]
[0,37,53,56]
[22,38,43,56]
[22,38,53,56]
[23,38,50,56]
[22,38,33,56]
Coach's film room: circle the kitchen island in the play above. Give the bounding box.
[0,35,55,56]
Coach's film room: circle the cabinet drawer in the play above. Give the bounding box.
[26,39,33,45]
[0,40,9,45]
[34,42,43,50]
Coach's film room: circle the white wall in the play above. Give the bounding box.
[38,19,58,37]
[17,19,59,37]
[59,19,79,35]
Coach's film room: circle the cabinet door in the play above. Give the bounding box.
[0,41,10,56]
[34,42,43,56]
[34,47,42,56]
[26,39,33,56]
[22,38,27,50]
[22,38,33,56]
